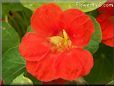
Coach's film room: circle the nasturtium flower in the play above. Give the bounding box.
[97,2,114,47]
[19,3,94,82]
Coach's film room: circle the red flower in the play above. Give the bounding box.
[97,2,114,47]
[19,4,94,82]
[98,2,114,16]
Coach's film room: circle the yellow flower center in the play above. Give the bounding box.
[49,30,72,52]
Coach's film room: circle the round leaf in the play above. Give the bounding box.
[85,16,102,54]
[85,44,113,84]
[20,2,43,11]
[20,0,106,12]
[57,0,106,12]
[2,22,20,53]
[2,47,26,84]
[11,73,33,85]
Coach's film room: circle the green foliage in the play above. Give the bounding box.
[27,26,33,32]
[85,16,102,54]
[2,3,24,18]
[107,80,114,85]
[8,7,32,38]
[85,44,113,84]
[2,1,113,85]
[86,10,99,18]
[24,71,41,85]
[20,0,106,12]
[11,73,33,85]
[57,0,106,12]
[2,22,20,53]
[2,47,26,84]
[20,2,43,11]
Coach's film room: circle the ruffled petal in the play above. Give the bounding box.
[102,24,114,40]
[96,14,114,40]
[57,48,93,80]
[102,38,114,47]
[26,61,38,77]
[60,9,94,47]
[26,52,60,82]
[19,32,51,61]
[31,3,62,36]
[79,49,94,76]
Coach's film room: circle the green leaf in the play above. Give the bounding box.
[85,44,113,84]
[0,58,2,80]
[86,10,99,18]
[2,22,20,53]
[20,0,106,12]
[27,26,33,32]
[2,3,24,18]
[0,3,2,17]
[8,7,32,38]
[57,0,106,12]
[107,80,114,85]
[17,7,32,26]
[11,73,33,85]
[85,16,102,54]
[2,47,26,84]
[24,71,41,85]
[20,2,43,11]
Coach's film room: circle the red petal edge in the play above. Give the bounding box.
[19,32,51,61]
[56,48,94,80]
[31,3,62,37]
[60,9,94,47]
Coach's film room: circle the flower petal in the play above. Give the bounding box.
[79,49,94,76]
[57,48,93,80]
[26,52,60,82]
[60,9,94,47]
[19,32,51,61]
[102,38,114,47]
[31,3,62,36]
[96,14,114,41]
[26,61,38,77]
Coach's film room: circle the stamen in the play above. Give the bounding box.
[49,30,72,51]
[50,36,63,45]
[63,29,69,40]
